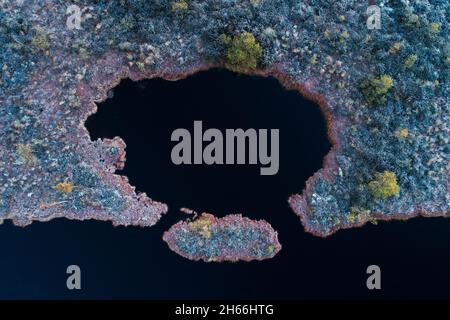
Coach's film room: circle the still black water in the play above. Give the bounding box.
[1,70,449,299]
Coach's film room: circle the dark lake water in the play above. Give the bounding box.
[1,69,449,299]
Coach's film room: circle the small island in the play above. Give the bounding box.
[163,213,282,262]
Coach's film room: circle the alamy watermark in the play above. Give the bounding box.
[171,121,279,176]
[66,5,93,30]
[367,5,381,30]
[366,265,381,290]
[66,264,81,290]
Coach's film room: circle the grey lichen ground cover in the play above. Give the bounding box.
[0,1,448,238]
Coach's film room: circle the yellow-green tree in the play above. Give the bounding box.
[224,32,262,73]
[172,0,188,11]
[368,171,400,198]
[360,74,394,105]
